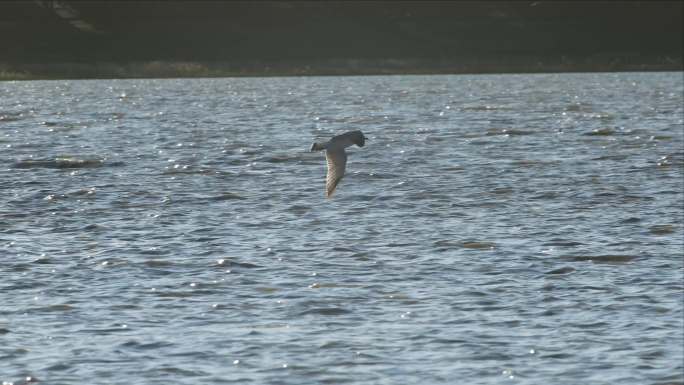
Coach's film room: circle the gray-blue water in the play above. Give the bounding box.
[1,72,683,385]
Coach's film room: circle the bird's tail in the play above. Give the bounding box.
[310,142,327,152]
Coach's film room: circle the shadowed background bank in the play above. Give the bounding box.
[0,0,682,79]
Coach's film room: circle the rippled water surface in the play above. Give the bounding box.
[1,72,683,384]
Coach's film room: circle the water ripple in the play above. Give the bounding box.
[0,73,682,385]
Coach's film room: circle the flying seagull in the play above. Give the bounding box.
[310,130,367,198]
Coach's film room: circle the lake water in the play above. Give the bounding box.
[1,72,683,385]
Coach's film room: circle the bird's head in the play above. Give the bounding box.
[353,131,367,147]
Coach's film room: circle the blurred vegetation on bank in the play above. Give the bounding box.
[2,55,681,81]
[1,2,680,81]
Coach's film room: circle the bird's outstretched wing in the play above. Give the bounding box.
[325,148,347,197]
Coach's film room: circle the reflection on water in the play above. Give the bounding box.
[1,72,683,384]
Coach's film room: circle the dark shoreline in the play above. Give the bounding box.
[2,57,682,81]
[3,2,680,81]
